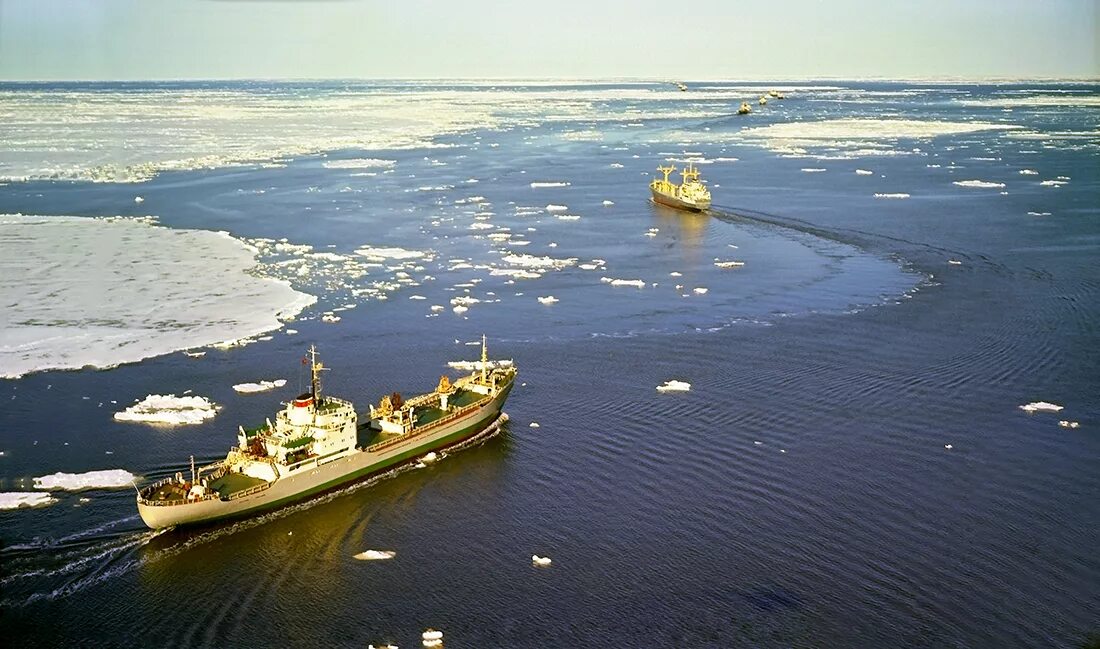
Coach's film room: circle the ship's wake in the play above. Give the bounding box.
[0,413,509,608]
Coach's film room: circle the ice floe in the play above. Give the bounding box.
[530,181,571,188]
[0,215,314,379]
[537,296,559,305]
[545,204,569,212]
[801,168,827,173]
[714,261,745,269]
[1019,401,1063,413]
[602,200,615,206]
[1059,420,1081,429]
[855,169,874,175]
[0,492,58,510]
[1040,180,1068,187]
[233,379,287,394]
[874,193,910,199]
[601,277,646,288]
[1018,169,1039,175]
[323,158,396,169]
[656,380,691,392]
[501,253,577,270]
[33,469,137,490]
[354,550,397,561]
[532,555,552,566]
[355,245,430,261]
[953,180,1006,188]
[693,287,709,294]
[114,394,218,425]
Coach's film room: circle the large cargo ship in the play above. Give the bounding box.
[649,162,712,211]
[136,338,515,529]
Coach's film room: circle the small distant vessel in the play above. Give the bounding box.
[759,95,768,106]
[738,102,752,115]
[649,163,711,212]
[137,339,515,529]
[674,81,688,92]
[768,89,786,99]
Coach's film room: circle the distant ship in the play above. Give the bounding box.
[649,162,712,212]
[137,339,515,529]
[738,102,752,115]
[759,95,768,105]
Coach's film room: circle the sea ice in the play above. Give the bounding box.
[1040,180,1068,187]
[33,469,137,490]
[874,193,910,199]
[232,379,287,394]
[656,380,691,392]
[323,159,396,169]
[355,246,429,261]
[0,492,58,509]
[530,182,570,188]
[537,296,559,305]
[953,180,1006,188]
[501,254,577,270]
[545,204,569,212]
[532,555,552,566]
[693,287,709,294]
[0,215,314,379]
[602,200,615,206]
[1020,401,1063,413]
[855,169,874,175]
[354,550,397,560]
[114,394,218,425]
[600,277,646,288]
[801,168,827,173]
[714,261,745,269]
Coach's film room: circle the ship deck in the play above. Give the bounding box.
[414,389,484,427]
[209,472,268,498]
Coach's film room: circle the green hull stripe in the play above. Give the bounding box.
[174,399,506,528]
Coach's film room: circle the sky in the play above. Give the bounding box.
[0,0,1096,80]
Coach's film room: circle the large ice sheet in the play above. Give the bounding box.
[0,89,495,183]
[732,118,1023,158]
[0,215,315,379]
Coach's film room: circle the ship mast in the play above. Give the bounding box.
[309,344,327,401]
[480,334,488,384]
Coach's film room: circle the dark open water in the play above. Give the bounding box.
[0,80,1097,647]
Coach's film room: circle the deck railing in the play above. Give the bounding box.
[366,396,490,453]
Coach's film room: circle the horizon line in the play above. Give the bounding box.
[1,75,1098,84]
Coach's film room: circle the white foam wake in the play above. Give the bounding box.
[0,215,315,379]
